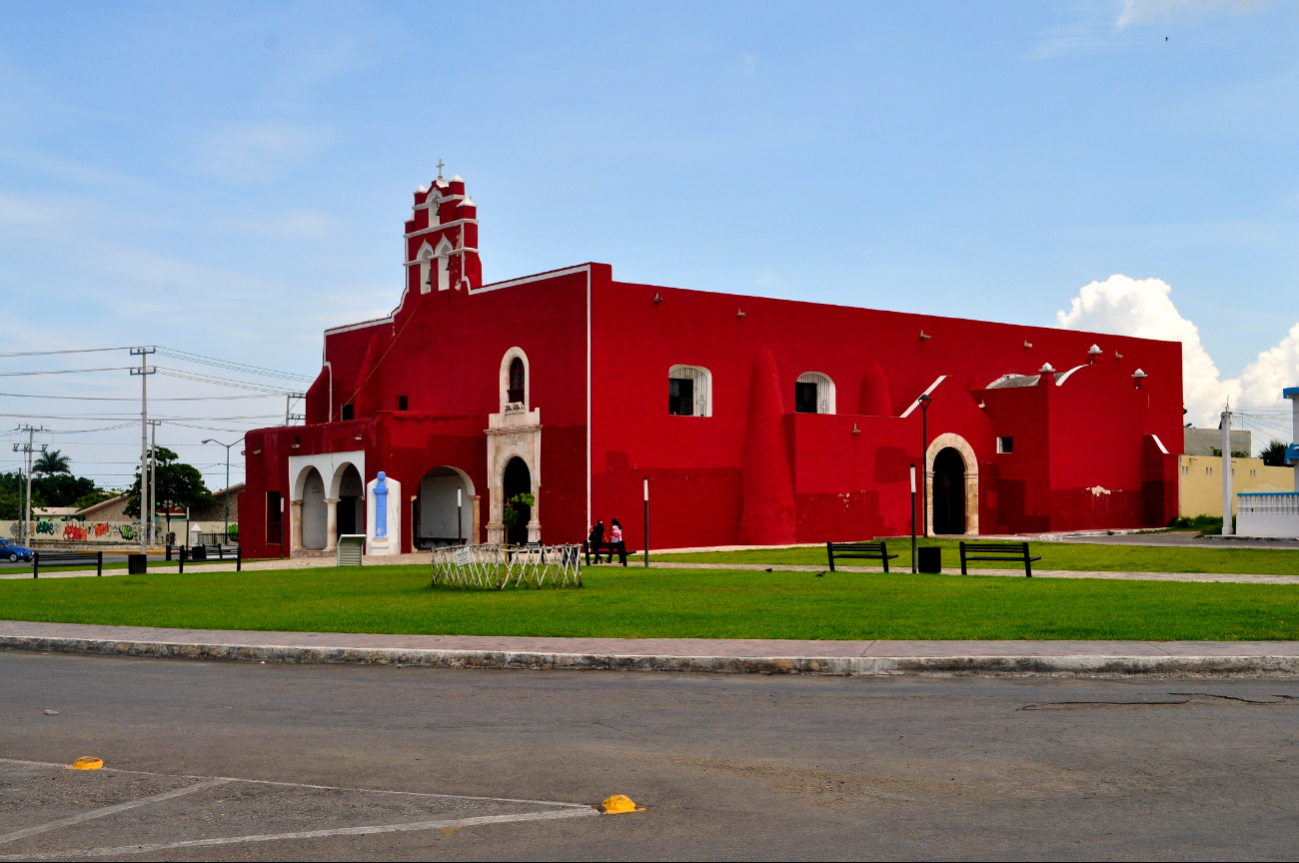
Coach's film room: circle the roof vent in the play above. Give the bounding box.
[1038,363,1056,374]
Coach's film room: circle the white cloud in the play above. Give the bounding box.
[1117,0,1254,28]
[1056,274,1299,432]
[1057,274,1230,424]
[194,123,330,182]
[1235,322,1299,412]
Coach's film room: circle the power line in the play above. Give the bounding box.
[156,347,313,382]
[0,346,137,358]
[0,366,137,377]
[0,391,282,401]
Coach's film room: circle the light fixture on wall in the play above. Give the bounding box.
[852,423,861,435]
[1132,369,1147,389]
[653,292,662,304]
[1023,340,1032,349]
[919,330,932,340]
[1115,351,1123,359]
[354,435,363,441]
[737,309,746,318]
[290,443,300,450]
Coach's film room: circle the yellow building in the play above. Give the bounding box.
[1179,455,1295,517]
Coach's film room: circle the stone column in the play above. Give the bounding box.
[472,495,481,545]
[526,474,541,544]
[325,498,339,552]
[290,499,304,554]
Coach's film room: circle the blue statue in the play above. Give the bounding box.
[374,471,388,539]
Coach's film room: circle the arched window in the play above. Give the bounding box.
[668,365,712,417]
[508,358,525,404]
[795,372,835,414]
[499,348,530,411]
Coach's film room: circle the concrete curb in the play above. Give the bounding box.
[7,635,1299,677]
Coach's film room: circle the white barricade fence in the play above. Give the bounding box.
[431,543,583,590]
[1237,492,1299,538]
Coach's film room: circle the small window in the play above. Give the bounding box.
[341,403,354,421]
[795,372,835,414]
[507,358,525,404]
[668,365,712,416]
[998,437,1014,454]
[795,382,817,414]
[669,377,695,415]
[266,491,282,545]
[398,395,408,411]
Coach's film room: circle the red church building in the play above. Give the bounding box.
[239,171,1183,559]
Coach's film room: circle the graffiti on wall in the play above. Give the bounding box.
[4,520,142,543]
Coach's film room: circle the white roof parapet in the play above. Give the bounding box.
[899,375,947,418]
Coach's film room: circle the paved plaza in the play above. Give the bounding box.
[3,651,1299,860]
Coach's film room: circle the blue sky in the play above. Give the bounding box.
[1,0,1297,489]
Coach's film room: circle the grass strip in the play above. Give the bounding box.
[2,565,1299,641]
[652,538,1299,575]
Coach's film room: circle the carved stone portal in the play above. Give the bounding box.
[485,405,541,545]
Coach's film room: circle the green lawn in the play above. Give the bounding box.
[3,564,1299,641]
[653,537,1299,576]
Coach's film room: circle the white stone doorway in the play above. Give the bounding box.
[415,467,475,548]
[925,433,979,536]
[300,467,327,550]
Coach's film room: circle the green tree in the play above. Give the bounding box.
[1262,440,1291,467]
[124,447,213,521]
[31,474,99,508]
[33,449,71,474]
[73,489,119,510]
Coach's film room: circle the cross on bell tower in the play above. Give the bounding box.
[436,159,445,180]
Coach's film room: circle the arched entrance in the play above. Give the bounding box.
[932,447,966,535]
[301,467,327,550]
[415,466,475,548]
[336,464,364,537]
[503,457,531,546]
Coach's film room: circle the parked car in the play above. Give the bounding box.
[0,538,34,562]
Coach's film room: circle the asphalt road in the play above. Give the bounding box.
[3,652,1298,861]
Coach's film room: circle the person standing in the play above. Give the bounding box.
[608,518,627,566]
[587,520,605,565]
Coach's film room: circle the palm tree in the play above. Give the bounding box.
[1262,439,1291,467]
[33,449,71,475]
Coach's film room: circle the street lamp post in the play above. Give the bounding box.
[202,437,243,543]
[918,393,932,538]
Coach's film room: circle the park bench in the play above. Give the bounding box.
[32,550,103,579]
[959,541,1041,577]
[178,545,242,573]
[826,541,898,572]
[583,540,632,566]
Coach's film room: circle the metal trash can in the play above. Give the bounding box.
[127,554,147,575]
[918,546,942,574]
[337,535,366,567]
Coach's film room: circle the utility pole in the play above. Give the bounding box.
[285,392,305,426]
[149,420,160,547]
[130,347,156,555]
[12,425,47,545]
[203,437,243,543]
[1221,402,1234,536]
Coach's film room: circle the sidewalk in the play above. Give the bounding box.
[5,556,1298,584]
[4,620,1299,677]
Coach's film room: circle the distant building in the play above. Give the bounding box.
[1183,427,1251,457]
[240,171,1185,558]
[1179,455,1293,517]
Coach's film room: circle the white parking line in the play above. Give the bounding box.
[0,757,605,859]
[0,808,600,860]
[0,757,590,809]
[0,779,232,845]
